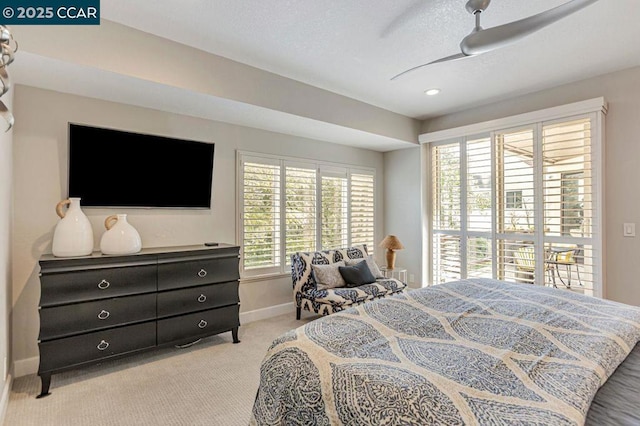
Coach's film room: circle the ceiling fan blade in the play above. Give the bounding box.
[391,53,468,81]
[461,0,600,56]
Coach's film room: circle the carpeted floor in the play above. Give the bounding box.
[5,313,316,426]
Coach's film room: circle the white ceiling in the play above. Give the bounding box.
[101,0,640,120]
[12,1,640,152]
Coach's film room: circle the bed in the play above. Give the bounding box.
[251,279,640,425]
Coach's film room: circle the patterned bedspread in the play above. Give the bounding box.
[251,279,640,425]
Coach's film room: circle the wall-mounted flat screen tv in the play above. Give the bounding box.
[68,124,215,208]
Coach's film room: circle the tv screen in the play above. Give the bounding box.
[68,124,215,208]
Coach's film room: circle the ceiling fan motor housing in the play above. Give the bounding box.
[466,0,491,15]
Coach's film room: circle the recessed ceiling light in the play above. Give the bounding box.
[425,88,440,96]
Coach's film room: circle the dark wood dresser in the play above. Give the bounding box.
[37,244,240,398]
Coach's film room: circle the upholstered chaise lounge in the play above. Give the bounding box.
[291,245,407,319]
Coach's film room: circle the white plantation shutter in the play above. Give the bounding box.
[285,164,316,264]
[497,128,536,233]
[467,138,492,233]
[241,159,281,272]
[433,234,461,283]
[467,237,492,279]
[321,170,348,250]
[542,118,596,294]
[239,152,377,276]
[497,239,537,284]
[433,144,461,231]
[428,108,603,296]
[495,127,538,284]
[350,172,375,252]
[432,143,461,284]
[466,138,492,279]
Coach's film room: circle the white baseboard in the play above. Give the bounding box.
[13,356,38,378]
[240,302,295,324]
[0,374,12,425]
[11,304,294,379]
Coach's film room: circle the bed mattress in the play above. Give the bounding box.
[587,341,640,425]
[252,279,640,425]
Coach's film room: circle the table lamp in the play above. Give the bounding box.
[379,235,404,269]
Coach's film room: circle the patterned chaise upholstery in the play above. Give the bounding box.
[291,245,407,319]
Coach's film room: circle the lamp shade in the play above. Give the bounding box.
[379,235,404,250]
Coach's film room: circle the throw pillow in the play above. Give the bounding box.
[346,255,384,279]
[312,261,346,290]
[339,261,376,287]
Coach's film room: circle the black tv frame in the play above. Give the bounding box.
[67,122,215,210]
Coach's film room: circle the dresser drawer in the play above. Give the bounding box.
[38,322,156,373]
[157,305,239,345]
[39,293,157,341]
[157,281,239,319]
[40,264,157,307]
[157,255,239,291]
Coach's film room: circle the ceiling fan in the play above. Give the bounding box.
[391,0,600,81]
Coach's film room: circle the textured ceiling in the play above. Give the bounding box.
[101,0,640,120]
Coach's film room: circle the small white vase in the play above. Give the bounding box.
[100,214,142,255]
[52,198,94,257]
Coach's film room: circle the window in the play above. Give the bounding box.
[241,160,281,273]
[238,152,375,276]
[321,172,348,250]
[350,173,375,250]
[506,190,523,209]
[427,109,604,296]
[432,143,461,284]
[285,165,317,263]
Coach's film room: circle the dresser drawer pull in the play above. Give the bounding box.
[97,280,111,290]
[197,294,207,303]
[198,320,208,329]
[97,310,110,320]
[197,269,207,278]
[97,340,110,351]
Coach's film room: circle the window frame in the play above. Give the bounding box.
[506,190,523,210]
[284,160,319,266]
[238,155,282,276]
[237,151,376,279]
[421,98,606,297]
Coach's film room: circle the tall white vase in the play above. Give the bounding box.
[100,214,142,255]
[52,198,94,257]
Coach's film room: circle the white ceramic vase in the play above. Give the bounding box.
[100,214,142,255]
[52,197,94,257]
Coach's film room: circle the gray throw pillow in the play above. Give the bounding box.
[312,261,346,290]
[346,255,384,279]
[339,261,376,287]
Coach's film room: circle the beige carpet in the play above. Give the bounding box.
[5,313,316,426]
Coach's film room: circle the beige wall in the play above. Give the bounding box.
[0,89,13,404]
[11,85,385,368]
[383,147,422,288]
[411,65,640,306]
[14,21,419,145]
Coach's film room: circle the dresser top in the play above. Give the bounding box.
[40,243,239,262]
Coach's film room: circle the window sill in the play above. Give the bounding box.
[240,272,291,284]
